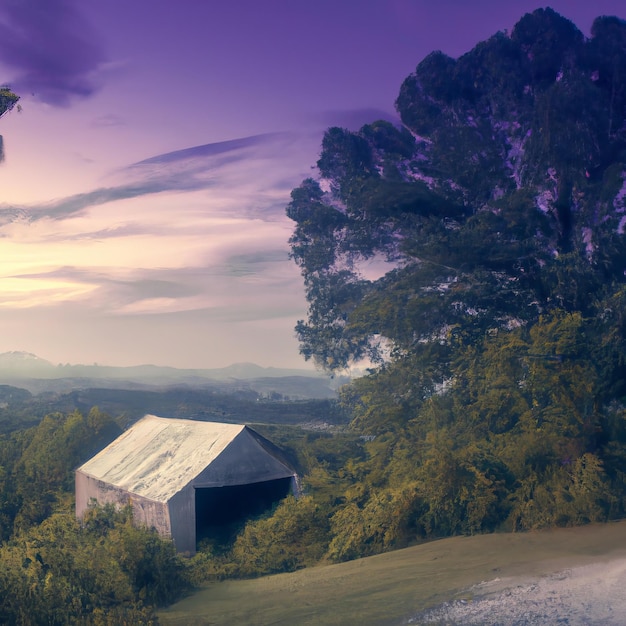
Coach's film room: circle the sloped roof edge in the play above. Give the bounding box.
[76,415,247,502]
[192,426,296,488]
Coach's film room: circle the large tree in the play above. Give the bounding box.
[288,9,626,376]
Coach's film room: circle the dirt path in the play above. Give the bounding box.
[411,556,626,625]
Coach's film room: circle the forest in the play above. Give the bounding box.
[3,7,626,624]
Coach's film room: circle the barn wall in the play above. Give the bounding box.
[168,486,196,555]
[76,471,132,517]
[129,494,171,537]
[75,471,171,538]
[75,471,93,518]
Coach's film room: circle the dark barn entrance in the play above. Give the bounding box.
[195,476,293,545]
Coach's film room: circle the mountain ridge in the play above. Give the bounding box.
[0,351,343,399]
[0,350,323,380]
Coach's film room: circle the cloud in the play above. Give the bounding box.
[0,0,107,106]
[131,133,288,166]
[221,251,289,277]
[55,223,156,242]
[7,248,303,320]
[0,131,310,224]
[0,183,201,225]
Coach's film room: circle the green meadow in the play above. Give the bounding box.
[159,520,626,626]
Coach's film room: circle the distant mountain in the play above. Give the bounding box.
[0,351,55,372]
[0,351,343,399]
[0,351,317,379]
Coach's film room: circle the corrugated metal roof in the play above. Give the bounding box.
[77,415,246,502]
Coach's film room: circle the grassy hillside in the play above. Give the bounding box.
[159,520,626,626]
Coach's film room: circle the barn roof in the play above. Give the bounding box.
[76,415,289,503]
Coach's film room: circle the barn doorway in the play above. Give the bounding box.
[195,477,293,546]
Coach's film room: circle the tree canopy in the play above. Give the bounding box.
[288,9,626,373]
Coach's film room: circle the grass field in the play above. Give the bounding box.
[158,520,626,626]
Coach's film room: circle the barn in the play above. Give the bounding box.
[75,414,298,554]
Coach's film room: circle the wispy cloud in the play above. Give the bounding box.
[0,110,394,227]
[0,131,304,224]
[6,248,302,319]
[130,133,287,166]
[0,0,107,106]
[0,129,316,322]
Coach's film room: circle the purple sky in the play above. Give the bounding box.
[0,0,623,369]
